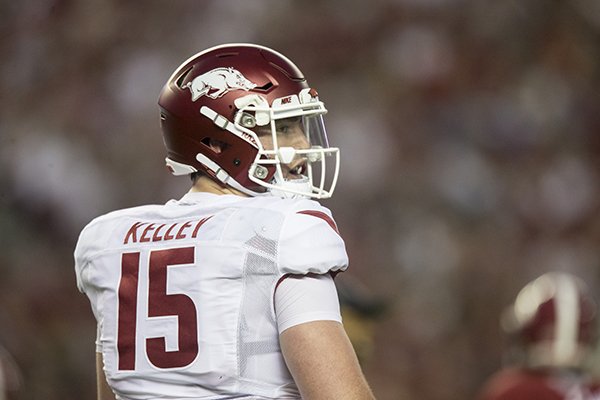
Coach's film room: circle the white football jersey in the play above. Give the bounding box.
[74,192,348,399]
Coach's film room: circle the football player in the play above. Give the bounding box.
[476,272,600,400]
[337,276,387,364]
[75,44,375,400]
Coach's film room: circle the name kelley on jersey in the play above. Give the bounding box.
[123,217,212,244]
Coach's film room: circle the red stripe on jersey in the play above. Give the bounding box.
[296,210,339,234]
[273,273,292,315]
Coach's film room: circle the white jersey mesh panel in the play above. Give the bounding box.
[237,232,292,394]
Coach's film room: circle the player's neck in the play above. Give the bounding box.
[189,175,248,197]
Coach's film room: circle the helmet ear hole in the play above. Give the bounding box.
[200,137,211,147]
[200,137,227,154]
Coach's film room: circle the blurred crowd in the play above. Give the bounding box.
[1,1,600,399]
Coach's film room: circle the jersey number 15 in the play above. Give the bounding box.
[117,247,198,370]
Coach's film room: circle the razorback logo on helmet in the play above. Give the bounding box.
[185,67,257,101]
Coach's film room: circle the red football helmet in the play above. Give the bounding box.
[158,43,340,199]
[501,272,598,368]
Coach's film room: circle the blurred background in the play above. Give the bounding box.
[1,0,600,399]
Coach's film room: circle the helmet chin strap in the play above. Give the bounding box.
[195,153,265,197]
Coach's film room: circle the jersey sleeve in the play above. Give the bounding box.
[73,215,113,293]
[277,200,348,276]
[74,218,111,333]
[275,273,342,334]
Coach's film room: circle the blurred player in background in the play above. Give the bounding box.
[0,344,22,400]
[477,272,600,400]
[337,276,387,364]
[74,43,375,400]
